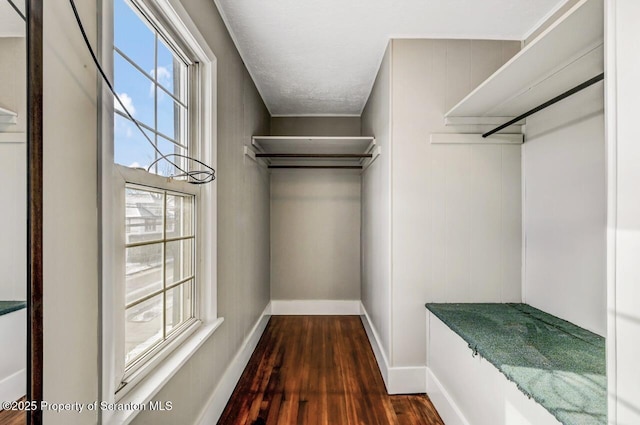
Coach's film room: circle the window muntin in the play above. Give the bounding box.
[124,185,196,368]
[113,0,190,176]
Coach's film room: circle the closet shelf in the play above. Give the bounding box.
[0,106,18,125]
[445,0,604,123]
[249,136,378,169]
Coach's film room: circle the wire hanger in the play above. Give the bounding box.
[69,0,215,184]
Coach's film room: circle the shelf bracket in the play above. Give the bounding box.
[361,146,381,172]
[0,106,18,125]
[244,146,269,167]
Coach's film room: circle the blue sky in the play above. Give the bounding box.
[113,0,186,174]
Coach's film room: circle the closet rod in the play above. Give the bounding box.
[268,165,362,169]
[256,153,372,158]
[7,0,25,21]
[482,72,605,138]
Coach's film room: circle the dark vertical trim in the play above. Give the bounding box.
[26,0,44,424]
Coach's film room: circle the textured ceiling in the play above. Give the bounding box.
[0,0,25,37]
[213,0,568,116]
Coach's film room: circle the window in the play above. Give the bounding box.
[124,185,196,367]
[113,0,202,379]
[101,0,218,414]
[113,0,191,176]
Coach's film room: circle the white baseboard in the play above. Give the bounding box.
[426,367,470,425]
[196,302,271,425]
[360,304,391,389]
[0,368,26,405]
[388,366,426,394]
[271,299,361,315]
[360,303,426,395]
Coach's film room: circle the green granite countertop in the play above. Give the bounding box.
[0,301,27,316]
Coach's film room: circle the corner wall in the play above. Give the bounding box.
[361,42,393,363]
[361,39,522,391]
[390,39,521,367]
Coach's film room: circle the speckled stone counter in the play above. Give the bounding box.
[426,303,606,425]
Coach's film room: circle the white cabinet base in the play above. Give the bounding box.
[426,312,561,425]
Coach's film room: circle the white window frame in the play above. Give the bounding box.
[99,1,220,423]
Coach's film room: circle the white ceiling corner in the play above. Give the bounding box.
[214,0,568,116]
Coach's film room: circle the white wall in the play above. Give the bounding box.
[427,142,522,304]
[0,37,26,301]
[0,37,26,133]
[269,117,362,302]
[523,84,606,336]
[271,116,361,137]
[390,39,521,367]
[40,0,271,424]
[606,1,640,423]
[361,42,393,362]
[43,1,99,422]
[0,309,26,404]
[0,140,25,301]
[271,169,361,300]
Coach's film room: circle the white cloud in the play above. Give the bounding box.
[149,66,173,97]
[129,161,144,169]
[156,66,171,86]
[115,92,136,116]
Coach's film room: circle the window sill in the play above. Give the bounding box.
[104,317,224,425]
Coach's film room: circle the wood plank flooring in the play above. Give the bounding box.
[0,397,26,425]
[219,316,443,425]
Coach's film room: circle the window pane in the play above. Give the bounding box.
[156,136,186,177]
[157,37,187,100]
[165,239,194,285]
[114,53,155,129]
[166,281,193,334]
[114,114,157,169]
[157,92,186,144]
[114,0,155,73]
[125,294,163,364]
[166,193,194,239]
[125,187,164,244]
[125,244,163,305]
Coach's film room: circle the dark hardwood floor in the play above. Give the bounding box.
[219,316,444,425]
[0,397,26,425]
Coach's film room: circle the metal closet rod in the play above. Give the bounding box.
[256,153,372,158]
[268,165,362,169]
[7,0,26,21]
[482,72,605,138]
